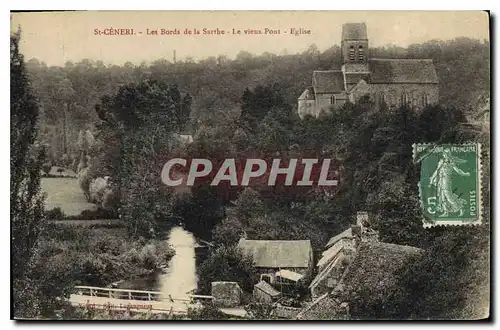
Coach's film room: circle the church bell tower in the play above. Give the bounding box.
[341,23,369,73]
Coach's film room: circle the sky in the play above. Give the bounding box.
[11,11,490,67]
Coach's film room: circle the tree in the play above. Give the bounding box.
[95,80,193,238]
[197,245,258,295]
[240,84,286,125]
[11,30,47,318]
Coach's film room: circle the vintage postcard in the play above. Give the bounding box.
[10,11,490,320]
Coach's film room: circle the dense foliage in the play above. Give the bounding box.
[197,245,259,295]
[33,224,175,318]
[91,80,192,237]
[11,30,47,318]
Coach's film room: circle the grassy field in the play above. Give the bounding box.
[41,177,97,216]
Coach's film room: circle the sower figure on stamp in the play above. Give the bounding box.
[429,149,470,217]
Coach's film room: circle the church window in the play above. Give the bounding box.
[422,93,429,106]
[358,45,364,61]
[401,93,409,105]
[330,95,336,105]
[349,45,355,61]
[379,92,386,105]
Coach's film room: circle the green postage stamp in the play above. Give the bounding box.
[413,143,482,228]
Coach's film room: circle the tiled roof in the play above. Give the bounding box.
[238,239,312,268]
[344,73,370,86]
[342,23,368,40]
[368,58,439,84]
[317,243,344,269]
[309,252,343,290]
[312,70,345,94]
[325,228,352,249]
[254,280,281,297]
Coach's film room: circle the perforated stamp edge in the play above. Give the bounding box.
[412,143,483,228]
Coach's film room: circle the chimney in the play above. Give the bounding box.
[356,211,379,243]
[356,211,368,228]
[351,225,362,240]
[351,211,368,248]
[350,224,361,250]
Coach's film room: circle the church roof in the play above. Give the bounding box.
[342,23,368,40]
[298,86,315,100]
[312,71,345,94]
[368,58,439,84]
[344,72,370,86]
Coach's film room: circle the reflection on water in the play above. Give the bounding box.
[116,226,198,298]
[159,226,198,298]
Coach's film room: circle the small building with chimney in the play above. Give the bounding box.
[298,23,439,118]
[296,241,424,320]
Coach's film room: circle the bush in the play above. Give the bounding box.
[72,208,118,220]
[36,226,176,293]
[45,207,66,220]
[42,163,52,175]
[186,303,230,320]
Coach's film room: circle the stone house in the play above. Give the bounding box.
[296,241,424,320]
[237,239,313,284]
[298,22,439,118]
[309,212,378,299]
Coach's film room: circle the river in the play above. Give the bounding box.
[159,226,198,298]
[116,226,199,298]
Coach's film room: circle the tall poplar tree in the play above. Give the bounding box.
[11,30,46,318]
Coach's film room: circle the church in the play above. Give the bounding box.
[298,23,439,119]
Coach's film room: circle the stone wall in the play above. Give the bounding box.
[350,83,439,110]
[274,305,302,319]
[298,99,316,119]
[341,40,369,65]
[315,93,348,116]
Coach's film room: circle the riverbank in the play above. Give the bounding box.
[113,226,199,297]
[38,224,176,298]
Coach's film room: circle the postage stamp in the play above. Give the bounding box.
[413,143,482,227]
[11,11,490,320]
